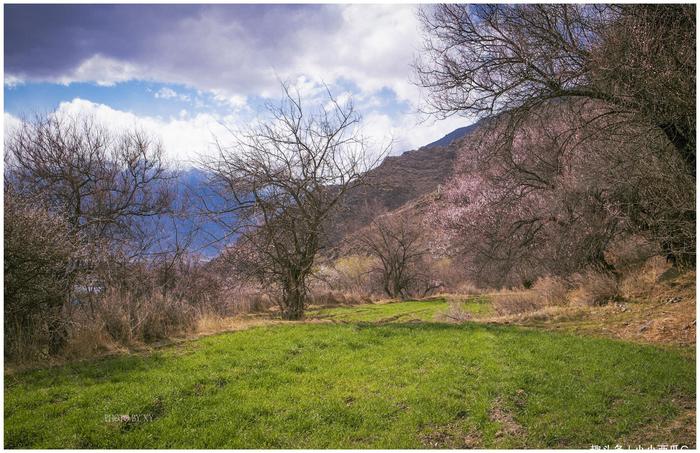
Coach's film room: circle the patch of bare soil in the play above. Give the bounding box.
[419,423,482,449]
[490,397,525,439]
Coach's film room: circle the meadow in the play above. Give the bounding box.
[4,298,695,448]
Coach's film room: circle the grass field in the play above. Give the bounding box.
[308,297,490,322]
[4,299,695,448]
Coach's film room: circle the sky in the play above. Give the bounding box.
[4,4,473,165]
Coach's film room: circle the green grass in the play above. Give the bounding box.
[4,301,695,448]
[309,299,449,322]
[308,297,490,322]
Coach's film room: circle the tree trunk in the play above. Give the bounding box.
[281,280,306,320]
[47,306,67,356]
[660,122,695,178]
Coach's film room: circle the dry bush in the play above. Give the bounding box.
[619,255,671,300]
[489,276,568,317]
[490,291,544,316]
[85,289,197,344]
[223,287,275,314]
[195,312,233,335]
[604,235,661,272]
[328,255,377,295]
[4,316,51,363]
[442,301,473,322]
[4,189,89,361]
[240,293,275,313]
[61,318,120,360]
[426,257,470,293]
[568,271,620,307]
[531,276,568,306]
[452,281,481,296]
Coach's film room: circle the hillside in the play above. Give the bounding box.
[327,121,483,245]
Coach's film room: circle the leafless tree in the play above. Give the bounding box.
[204,86,385,319]
[415,4,695,176]
[6,113,176,261]
[359,215,436,299]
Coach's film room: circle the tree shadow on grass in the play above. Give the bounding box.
[6,352,170,390]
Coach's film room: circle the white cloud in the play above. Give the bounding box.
[362,110,475,155]
[5,96,476,168]
[155,87,177,99]
[8,6,425,106]
[58,54,141,87]
[6,5,461,154]
[210,90,247,110]
[8,98,237,164]
[155,87,191,102]
[4,112,23,138]
[4,74,24,87]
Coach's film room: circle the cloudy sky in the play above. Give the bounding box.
[4,4,472,165]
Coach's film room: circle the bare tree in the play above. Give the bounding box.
[6,113,176,260]
[415,4,695,176]
[359,215,434,299]
[205,86,384,319]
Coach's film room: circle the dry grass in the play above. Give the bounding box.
[531,276,568,306]
[489,291,544,316]
[442,302,473,322]
[567,271,619,307]
[619,256,672,300]
[452,282,481,295]
[7,259,693,370]
[483,271,696,348]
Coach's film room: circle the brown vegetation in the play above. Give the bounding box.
[483,264,696,348]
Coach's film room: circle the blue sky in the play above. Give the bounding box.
[4,4,472,165]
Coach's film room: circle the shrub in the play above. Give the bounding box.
[490,291,544,316]
[307,290,370,308]
[4,190,82,360]
[619,255,670,300]
[532,276,568,306]
[92,289,197,344]
[452,281,480,296]
[442,301,473,322]
[332,255,376,294]
[604,235,660,272]
[568,271,619,306]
